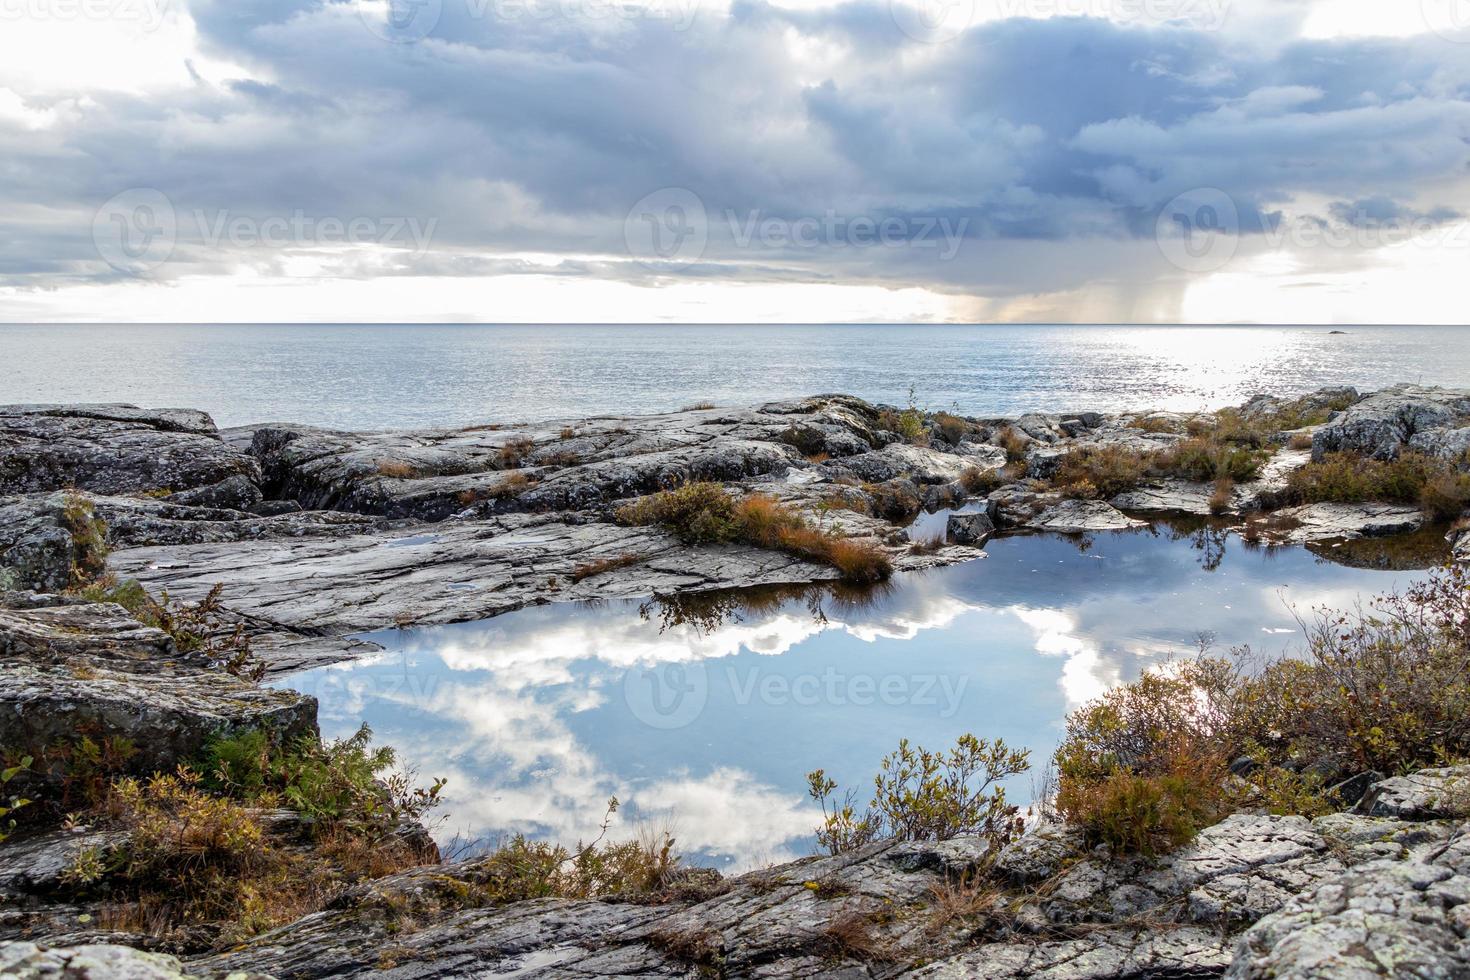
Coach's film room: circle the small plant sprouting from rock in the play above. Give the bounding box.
[77,579,265,681]
[0,755,33,845]
[808,734,1030,856]
[60,491,109,587]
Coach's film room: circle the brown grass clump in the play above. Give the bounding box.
[681,401,717,411]
[497,438,535,470]
[1419,469,1470,522]
[819,910,895,963]
[959,466,1005,495]
[908,534,946,555]
[616,484,892,585]
[996,427,1030,464]
[931,412,971,446]
[1051,446,1152,500]
[374,459,419,479]
[559,427,576,440]
[1208,477,1234,515]
[926,872,999,931]
[1288,432,1315,451]
[570,553,643,583]
[1129,415,1181,435]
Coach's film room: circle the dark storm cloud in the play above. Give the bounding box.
[3,2,1470,302]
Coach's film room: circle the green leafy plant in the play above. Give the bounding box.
[0,755,33,844]
[809,735,1030,855]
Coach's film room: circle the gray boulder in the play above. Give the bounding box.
[1312,385,1470,461]
[0,599,316,781]
[0,404,260,500]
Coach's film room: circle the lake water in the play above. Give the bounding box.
[278,526,1435,870]
[3,323,1466,429]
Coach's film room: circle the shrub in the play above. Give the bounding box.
[1054,565,1470,855]
[616,483,739,544]
[808,735,1030,855]
[1209,477,1234,515]
[1285,451,1456,512]
[1420,470,1470,522]
[1153,438,1265,483]
[0,756,32,845]
[1238,564,1470,777]
[1052,446,1152,500]
[681,402,716,411]
[959,466,1004,495]
[1053,659,1242,856]
[204,725,444,838]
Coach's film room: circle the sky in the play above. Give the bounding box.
[3,0,1470,323]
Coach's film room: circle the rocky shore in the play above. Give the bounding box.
[2,385,1469,978]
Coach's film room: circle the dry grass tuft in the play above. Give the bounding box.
[374,459,419,479]
[570,553,643,583]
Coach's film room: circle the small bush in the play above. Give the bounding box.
[60,491,109,587]
[559,427,576,440]
[1209,477,1234,515]
[681,402,716,412]
[1285,451,1455,512]
[1288,433,1315,451]
[0,756,32,845]
[996,427,1030,464]
[1420,470,1470,522]
[959,466,1004,495]
[616,483,738,545]
[809,734,1030,855]
[1052,446,1152,500]
[1153,438,1265,483]
[82,581,264,681]
[204,725,444,838]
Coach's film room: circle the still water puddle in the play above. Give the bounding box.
[279,526,1437,870]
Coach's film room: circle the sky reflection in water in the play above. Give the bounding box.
[280,527,1435,870]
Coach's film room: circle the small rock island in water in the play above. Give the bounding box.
[2,383,1469,978]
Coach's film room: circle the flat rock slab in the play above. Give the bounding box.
[1027,499,1146,534]
[900,928,1233,980]
[1271,503,1425,543]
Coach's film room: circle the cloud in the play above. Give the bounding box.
[3,0,1470,320]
